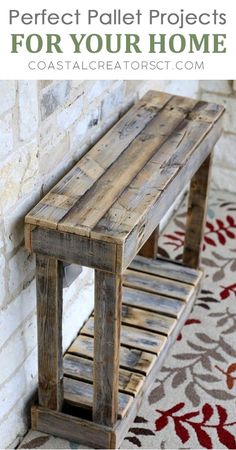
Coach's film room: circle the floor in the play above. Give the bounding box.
[19,188,236,449]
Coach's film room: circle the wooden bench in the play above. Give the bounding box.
[25,90,224,449]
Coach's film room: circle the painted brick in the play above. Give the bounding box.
[213,134,236,168]
[0,280,36,349]
[8,248,34,296]
[0,112,13,162]
[0,253,7,307]
[70,107,100,156]
[101,82,125,121]
[57,94,84,131]
[19,82,39,141]
[211,166,236,193]
[0,81,16,116]
[200,80,232,95]
[0,313,37,392]
[201,92,236,134]
[40,81,70,120]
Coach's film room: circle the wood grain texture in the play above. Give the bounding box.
[67,334,156,376]
[130,255,201,285]
[81,317,166,355]
[121,305,175,335]
[63,355,144,396]
[36,254,63,410]
[64,377,132,419]
[26,91,172,231]
[93,271,122,427]
[31,227,117,273]
[123,287,185,318]
[123,269,193,301]
[183,154,213,269]
[31,406,114,449]
[120,117,223,271]
[139,227,159,258]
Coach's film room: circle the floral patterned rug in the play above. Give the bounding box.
[19,188,236,450]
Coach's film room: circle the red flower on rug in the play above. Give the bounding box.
[155,402,236,449]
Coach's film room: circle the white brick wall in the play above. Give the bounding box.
[199,81,236,192]
[0,79,235,448]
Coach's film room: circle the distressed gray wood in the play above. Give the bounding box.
[31,227,117,273]
[123,269,193,301]
[123,287,185,318]
[36,254,63,410]
[130,255,202,285]
[183,154,213,269]
[63,355,144,396]
[139,227,159,258]
[93,271,122,427]
[120,117,223,271]
[121,305,175,335]
[26,91,172,231]
[64,377,132,419]
[67,334,156,376]
[31,406,114,449]
[81,317,166,355]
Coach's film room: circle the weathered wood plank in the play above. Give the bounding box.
[67,334,156,376]
[91,119,209,244]
[139,227,159,258]
[120,117,223,271]
[123,287,185,318]
[31,227,117,273]
[93,271,122,426]
[59,96,197,236]
[64,377,132,419]
[63,355,144,396]
[31,406,114,449]
[123,269,193,301]
[36,254,63,410]
[121,305,175,335]
[130,255,201,285]
[26,91,172,230]
[183,153,213,268]
[81,317,166,355]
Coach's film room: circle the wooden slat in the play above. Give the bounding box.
[123,269,193,301]
[120,117,223,271]
[58,96,197,236]
[183,154,212,269]
[130,255,201,285]
[31,406,114,449]
[121,305,175,335]
[139,227,159,258]
[93,271,122,427]
[63,355,144,396]
[123,286,185,318]
[36,255,63,411]
[26,91,172,230]
[92,112,222,245]
[31,227,117,273]
[81,317,166,355]
[67,335,156,376]
[64,377,132,419]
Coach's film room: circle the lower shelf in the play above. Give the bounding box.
[33,256,203,448]
[63,255,202,421]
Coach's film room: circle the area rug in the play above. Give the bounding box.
[19,188,236,450]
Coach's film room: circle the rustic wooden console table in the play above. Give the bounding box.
[25,91,224,448]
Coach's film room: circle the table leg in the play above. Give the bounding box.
[93,270,122,427]
[183,154,213,269]
[36,254,63,410]
[139,226,159,258]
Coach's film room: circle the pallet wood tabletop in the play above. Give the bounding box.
[25,91,224,250]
